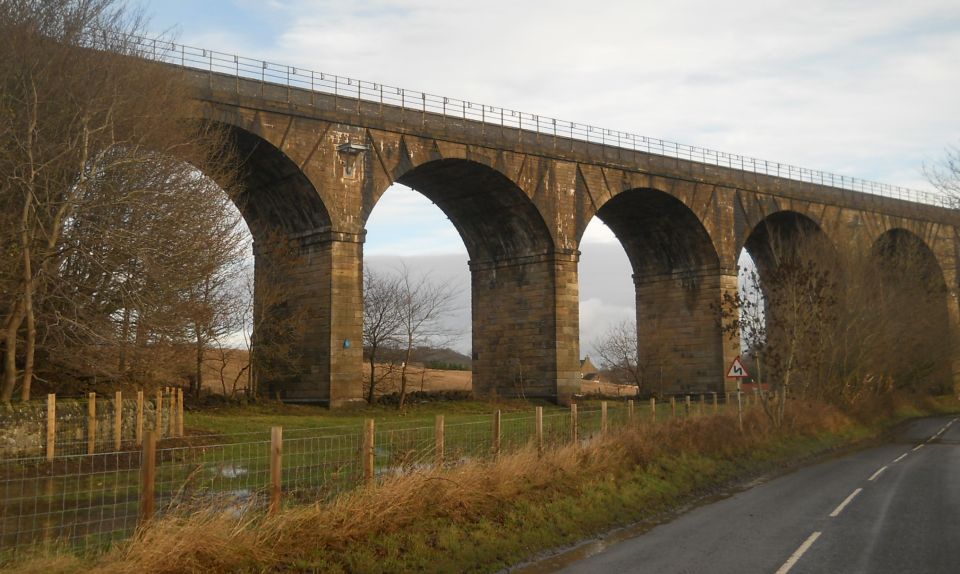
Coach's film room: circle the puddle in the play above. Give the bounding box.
[218,463,248,478]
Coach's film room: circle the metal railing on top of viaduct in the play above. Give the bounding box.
[124,34,952,209]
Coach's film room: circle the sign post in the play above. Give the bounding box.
[726,356,750,432]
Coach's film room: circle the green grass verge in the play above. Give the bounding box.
[274,399,957,573]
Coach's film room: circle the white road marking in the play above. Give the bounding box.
[775,531,822,574]
[830,488,863,517]
[913,444,925,452]
[893,453,908,463]
[868,466,888,481]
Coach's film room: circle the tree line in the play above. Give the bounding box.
[593,151,960,426]
[0,0,250,403]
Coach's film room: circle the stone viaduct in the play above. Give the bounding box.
[165,51,960,406]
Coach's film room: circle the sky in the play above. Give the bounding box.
[137,0,960,356]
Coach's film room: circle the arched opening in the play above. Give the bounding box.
[219,124,335,403]
[363,183,471,402]
[578,218,636,396]
[226,125,331,238]
[587,188,724,396]
[366,159,570,401]
[737,211,835,397]
[870,229,952,393]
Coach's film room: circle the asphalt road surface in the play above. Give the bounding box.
[542,415,959,574]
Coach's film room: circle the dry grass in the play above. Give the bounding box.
[10,396,953,573]
[7,400,867,573]
[202,352,639,397]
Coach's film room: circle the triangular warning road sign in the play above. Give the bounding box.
[726,356,750,378]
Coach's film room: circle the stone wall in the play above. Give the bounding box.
[0,397,161,458]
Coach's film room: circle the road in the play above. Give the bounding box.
[535,415,960,574]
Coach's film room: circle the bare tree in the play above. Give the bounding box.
[721,238,836,428]
[362,268,403,404]
[241,233,308,400]
[926,144,960,201]
[393,264,458,410]
[592,321,642,391]
[0,1,242,401]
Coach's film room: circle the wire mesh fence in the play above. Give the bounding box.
[0,394,752,561]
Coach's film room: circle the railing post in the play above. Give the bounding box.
[713,392,719,413]
[363,419,375,484]
[670,397,676,419]
[269,426,283,515]
[435,415,445,468]
[650,397,656,421]
[87,392,97,455]
[601,401,608,434]
[685,395,692,416]
[535,407,543,455]
[138,430,156,527]
[627,399,634,423]
[492,410,501,458]
[46,394,56,462]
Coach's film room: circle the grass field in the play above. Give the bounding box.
[10,395,957,573]
[2,395,698,559]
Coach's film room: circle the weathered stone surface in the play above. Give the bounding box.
[179,70,960,405]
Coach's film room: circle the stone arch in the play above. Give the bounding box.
[591,188,721,277]
[364,158,579,402]
[205,121,353,405]
[870,228,952,392]
[385,158,555,262]
[584,187,729,395]
[741,210,835,279]
[222,123,332,239]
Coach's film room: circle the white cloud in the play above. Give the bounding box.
[139,0,960,356]
[145,0,960,189]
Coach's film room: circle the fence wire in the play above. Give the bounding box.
[1,395,756,561]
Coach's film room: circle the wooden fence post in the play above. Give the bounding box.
[177,388,184,438]
[670,397,676,419]
[492,410,502,457]
[650,397,656,421]
[535,407,543,455]
[685,395,691,415]
[601,401,608,434]
[138,430,156,526]
[87,392,97,455]
[155,390,163,438]
[136,390,144,447]
[627,399,634,423]
[363,419,375,484]
[46,394,56,462]
[166,388,174,437]
[699,394,705,416]
[713,392,719,413]
[435,415,445,467]
[114,391,122,451]
[570,403,578,444]
[269,426,282,515]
